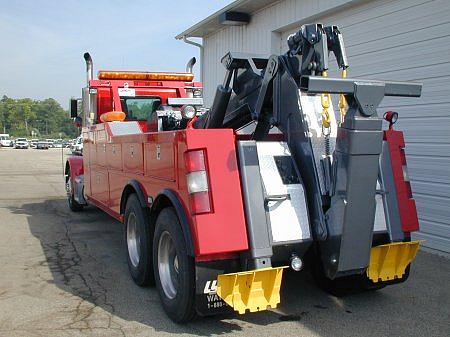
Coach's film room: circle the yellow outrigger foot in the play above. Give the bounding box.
[367,241,421,283]
[216,266,288,314]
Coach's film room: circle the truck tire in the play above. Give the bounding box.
[67,177,83,212]
[153,207,196,323]
[124,194,155,286]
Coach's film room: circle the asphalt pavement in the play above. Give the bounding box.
[0,147,448,337]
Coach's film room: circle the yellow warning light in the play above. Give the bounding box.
[98,71,194,82]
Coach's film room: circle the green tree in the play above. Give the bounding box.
[0,96,15,134]
[0,96,77,138]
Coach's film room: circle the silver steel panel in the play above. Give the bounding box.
[256,141,311,243]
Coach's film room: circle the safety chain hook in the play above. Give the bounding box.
[338,69,348,124]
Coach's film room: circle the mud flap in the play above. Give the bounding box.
[195,260,238,316]
[216,267,287,314]
[367,241,420,283]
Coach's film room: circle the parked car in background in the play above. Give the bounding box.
[46,139,55,148]
[63,140,72,148]
[70,139,77,152]
[71,136,83,155]
[14,138,29,149]
[0,134,12,147]
[53,139,63,148]
[36,140,49,150]
[30,139,39,148]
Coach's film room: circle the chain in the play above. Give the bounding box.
[320,71,332,156]
[321,70,332,129]
[339,69,348,124]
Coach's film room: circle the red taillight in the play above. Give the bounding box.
[190,191,211,214]
[185,150,206,172]
[185,150,212,214]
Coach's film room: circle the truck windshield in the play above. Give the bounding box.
[121,97,161,121]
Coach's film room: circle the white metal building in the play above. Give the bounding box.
[176,0,450,253]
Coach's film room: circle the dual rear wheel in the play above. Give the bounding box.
[124,195,196,322]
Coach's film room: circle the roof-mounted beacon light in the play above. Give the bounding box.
[97,71,194,82]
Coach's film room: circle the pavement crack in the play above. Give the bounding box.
[35,214,120,331]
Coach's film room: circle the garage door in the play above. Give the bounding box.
[280,0,450,253]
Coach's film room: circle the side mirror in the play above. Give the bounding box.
[70,98,79,118]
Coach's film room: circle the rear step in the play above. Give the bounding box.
[216,267,287,314]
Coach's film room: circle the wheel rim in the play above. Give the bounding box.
[127,213,141,268]
[66,177,72,197]
[158,231,179,299]
[66,177,73,206]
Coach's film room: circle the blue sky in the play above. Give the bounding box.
[0,0,233,108]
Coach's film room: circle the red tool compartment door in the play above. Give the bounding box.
[145,133,175,181]
[122,143,144,174]
[90,169,109,206]
[106,143,122,171]
[96,128,107,167]
[182,128,249,257]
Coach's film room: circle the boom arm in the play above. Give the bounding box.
[196,24,422,279]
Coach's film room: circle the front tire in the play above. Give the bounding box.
[124,194,155,286]
[66,176,83,212]
[153,208,196,323]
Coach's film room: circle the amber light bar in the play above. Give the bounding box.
[98,70,194,82]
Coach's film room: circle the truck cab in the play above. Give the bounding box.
[66,54,236,321]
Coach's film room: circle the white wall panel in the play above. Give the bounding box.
[202,0,353,106]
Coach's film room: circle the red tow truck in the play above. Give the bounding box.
[67,53,249,321]
[67,24,422,323]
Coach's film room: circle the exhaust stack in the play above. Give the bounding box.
[83,52,93,85]
[82,52,95,127]
[186,57,196,73]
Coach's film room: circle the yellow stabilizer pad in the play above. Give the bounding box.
[367,241,420,283]
[216,267,288,314]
